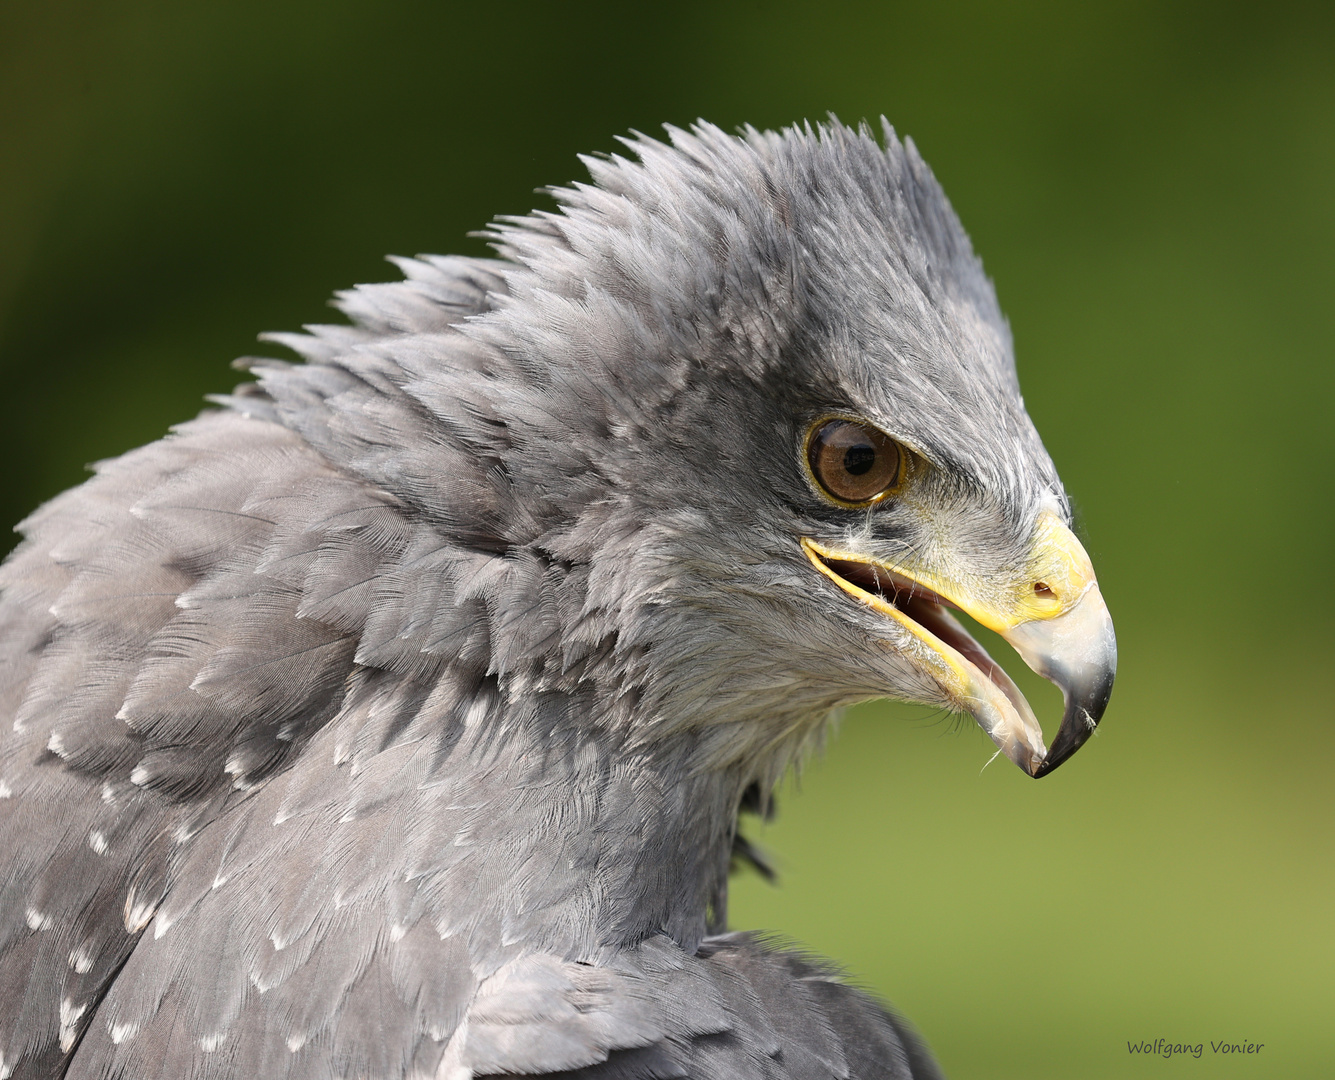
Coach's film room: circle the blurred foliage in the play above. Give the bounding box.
[2,1,1332,1076]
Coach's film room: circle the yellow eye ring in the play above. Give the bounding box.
[803,417,908,507]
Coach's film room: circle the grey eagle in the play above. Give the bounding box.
[0,121,1115,1079]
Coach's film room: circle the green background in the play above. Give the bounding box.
[3,2,1332,1076]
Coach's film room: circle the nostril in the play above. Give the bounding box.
[1033,581,1055,599]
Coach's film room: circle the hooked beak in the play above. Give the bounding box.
[802,512,1116,777]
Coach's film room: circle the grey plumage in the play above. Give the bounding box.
[0,119,1104,1078]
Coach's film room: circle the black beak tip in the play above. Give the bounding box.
[1032,672,1115,779]
[1032,725,1091,778]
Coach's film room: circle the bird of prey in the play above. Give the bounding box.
[0,120,1115,1079]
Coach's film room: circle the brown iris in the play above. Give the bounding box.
[806,419,903,505]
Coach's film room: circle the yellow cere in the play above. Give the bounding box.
[804,511,1097,639]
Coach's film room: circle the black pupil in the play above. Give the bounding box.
[843,444,876,476]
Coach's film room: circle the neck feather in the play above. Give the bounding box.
[334,671,753,961]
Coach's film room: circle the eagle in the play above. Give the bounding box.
[0,120,1115,1079]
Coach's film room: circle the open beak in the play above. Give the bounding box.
[802,512,1116,777]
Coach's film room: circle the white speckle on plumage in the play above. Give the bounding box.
[69,946,95,973]
[123,898,158,934]
[46,732,66,757]
[59,997,88,1052]
[100,781,116,802]
[199,1033,226,1053]
[109,1020,139,1045]
[129,764,149,786]
[89,830,109,855]
[0,779,10,798]
[25,908,50,932]
[0,1049,12,1080]
[285,1032,307,1053]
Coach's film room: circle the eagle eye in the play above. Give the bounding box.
[806,419,904,505]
